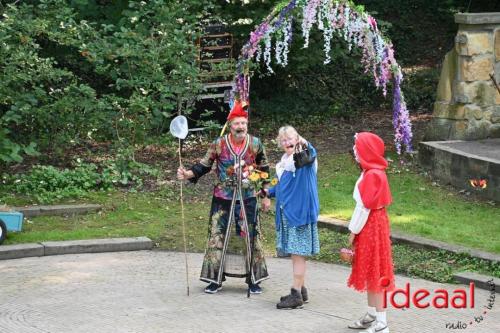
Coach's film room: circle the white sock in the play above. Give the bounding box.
[367,306,376,317]
[376,311,387,325]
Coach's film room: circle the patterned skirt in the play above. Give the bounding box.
[276,207,320,257]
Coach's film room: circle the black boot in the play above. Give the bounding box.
[280,286,308,303]
[276,288,303,309]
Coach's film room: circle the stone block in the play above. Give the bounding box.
[450,120,469,140]
[423,118,452,141]
[0,243,44,260]
[459,55,493,81]
[493,107,500,123]
[455,13,500,25]
[467,157,490,175]
[454,272,499,293]
[464,104,483,120]
[489,124,500,137]
[495,29,500,61]
[465,119,491,140]
[418,144,432,169]
[456,81,496,106]
[456,32,492,56]
[436,49,457,102]
[12,206,41,218]
[433,102,465,120]
[495,61,500,83]
[41,237,153,256]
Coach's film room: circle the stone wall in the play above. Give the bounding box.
[425,13,500,141]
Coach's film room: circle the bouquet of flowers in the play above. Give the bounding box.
[228,160,273,191]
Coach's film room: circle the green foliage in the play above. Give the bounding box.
[0,0,216,163]
[4,156,159,203]
[221,0,496,120]
[5,164,110,203]
[101,147,159,188]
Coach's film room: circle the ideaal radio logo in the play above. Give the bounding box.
[379,277,496,330]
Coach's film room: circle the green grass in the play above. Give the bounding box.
[318,153,500,254]
[3,190,207,251]
[2,153,500,283]
[3,188,279,256]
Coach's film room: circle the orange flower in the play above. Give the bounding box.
[260,172,269,179]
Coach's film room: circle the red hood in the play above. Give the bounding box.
[355,132,388,171]
[355,132,392,209]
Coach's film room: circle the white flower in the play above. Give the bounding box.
[130,17,138,23]
[234,18,253,25]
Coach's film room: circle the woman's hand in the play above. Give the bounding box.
[348,232,356,248]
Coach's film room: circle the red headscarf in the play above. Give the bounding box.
[227,100,248,121]
[355,132,392,209]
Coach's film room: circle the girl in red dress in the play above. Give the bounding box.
[347,132,394,333]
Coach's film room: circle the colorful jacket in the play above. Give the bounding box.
[190,134,269,201]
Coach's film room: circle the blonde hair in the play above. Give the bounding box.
[276,125,303,147]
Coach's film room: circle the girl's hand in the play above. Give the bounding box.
[261,197,271,212]
[348,233,355,248]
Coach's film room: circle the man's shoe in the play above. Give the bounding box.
[249,283,262,294]
[204,283,222,294]
[280,286,308,303]
[348,312,376,329]
[276,288,304,309]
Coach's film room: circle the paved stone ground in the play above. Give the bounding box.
[0,251,498,333]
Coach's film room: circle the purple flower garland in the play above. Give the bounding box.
[230,0,413,154]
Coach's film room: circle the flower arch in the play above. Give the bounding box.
[230,0,413,153]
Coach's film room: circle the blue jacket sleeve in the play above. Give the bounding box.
[268,185,276,198]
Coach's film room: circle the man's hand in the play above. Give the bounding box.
[260,197,271,212]
[177,167,193,180]
[348,232,356,248]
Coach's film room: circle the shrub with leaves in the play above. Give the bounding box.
[0,0,216,163]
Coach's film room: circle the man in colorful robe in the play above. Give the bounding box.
[177,101,271,294]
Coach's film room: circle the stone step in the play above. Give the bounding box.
[318,215,500,263]
[13,204,102,218]
[453,271,499,293]
[418,139,500,202]
[0,237,152,260]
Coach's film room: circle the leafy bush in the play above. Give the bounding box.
[6,164,109,203]
[0,0,215,163]
[4,157,159,203]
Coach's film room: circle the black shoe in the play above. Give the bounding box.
[280,286,308,303]
[277,288,303,309]
[204,283,222,294]
[249,283,262,294]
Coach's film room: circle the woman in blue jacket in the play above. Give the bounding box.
[263,125,320,309]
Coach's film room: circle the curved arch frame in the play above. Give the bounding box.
[230,0,413,153]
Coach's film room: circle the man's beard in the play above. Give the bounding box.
[233,129,246,138]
